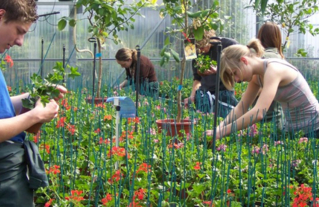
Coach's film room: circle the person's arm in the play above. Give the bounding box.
[214,79,261,138]
[11,85,66,115]
[214,69,281,139]
[190,80,201,100]
[184,79,201,107]
[0,85,67,143]
[184,59,202,107]
[0,99,59,143]
[10,93,30,115]
[119,80,127,89]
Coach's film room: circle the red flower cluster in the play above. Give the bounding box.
[292,184,319,207]
[128,117,140,124]
[127,189,146,207]
[66,124,76,135]
[95,128,101,134]
[194,162,201,170]
[108,170,122,184]
[134,188,145,200]
[46,165,60,175]
[65,190,84,202]
[120,130,134,140]
[203,200,214,206]
[4,54,13,67]
[104,115,112,121]
[107,146,130,158]
[61,99,71,110]
[7,86,11,92]
[101,193,112,206]
[99,137,110,145]
[56,117,66,128]
[40,144,50,154]
[136,163,151,174]
[33,131,41,143]
[96,103,106,108]
[168,142,184,149]
[44,198,54,207]
[128,201,142,207]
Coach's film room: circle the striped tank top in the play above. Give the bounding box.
[260,60,319,134]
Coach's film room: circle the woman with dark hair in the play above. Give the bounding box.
[206,39,319,139]
[257,22,284,59]
[115,48,158,97]
[254,22,285,129]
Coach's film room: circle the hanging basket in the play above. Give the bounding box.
[156,118,196,137]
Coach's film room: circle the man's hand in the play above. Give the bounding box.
[113,85,122,91]
[34,99,59,123]
[205,129,221,140]
[197,66,217,76]
[54,85,67,101]
[183,96,195,108]
[205,130,213,137]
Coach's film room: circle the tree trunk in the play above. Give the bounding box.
[177,0,188,123]
[177,57,186,123]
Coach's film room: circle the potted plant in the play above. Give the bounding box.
[58,0,157,103]
[156,0,221,136]
[21,61,80,133]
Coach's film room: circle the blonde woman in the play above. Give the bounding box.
[206,39,319,139]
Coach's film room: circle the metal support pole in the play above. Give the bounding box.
[210,37,222,154]
[135,45,141,132]
[40,39,44,79]
[62,44,66,83]
[114,98,120,169]
[89,37,97,99]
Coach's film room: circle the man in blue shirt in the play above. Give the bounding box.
[0,1,67,206]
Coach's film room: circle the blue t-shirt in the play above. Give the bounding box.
[0,70,25,142]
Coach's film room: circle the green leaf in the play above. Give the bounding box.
[160,57,166,66]
[261,0,268,14]
[254,0,261,10]
[194,27,205,41]
[22,98,35,110]
[170,49,180,62]
[58,19,67,31]
[69,19,76,27]
[186,11,202,18]
[163,52,171,59]
[160,45,168,56]
[200,9,210,17]
[164,37,170,45]
[296,49,308,57]
[69,66,81,78]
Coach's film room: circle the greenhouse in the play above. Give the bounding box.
[1,0,319,206]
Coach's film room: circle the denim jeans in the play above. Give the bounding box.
[195,90,238,117]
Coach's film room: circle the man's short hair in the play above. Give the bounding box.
[0,0,37,23]
[196,30,216,49]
